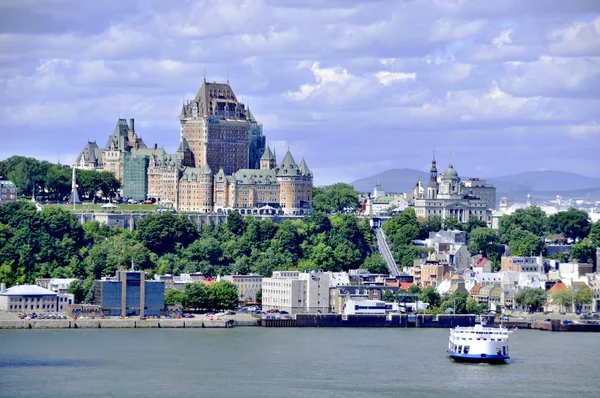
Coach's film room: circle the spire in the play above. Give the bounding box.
[261,146,274,160]
[299,158,310,176]
[177,138,191,153]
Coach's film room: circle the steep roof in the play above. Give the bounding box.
[475,257,488,267]
[549,282,568,293]
[180,166,211,181]
[187,80,247,121]
[177,138,191,153]
[298,158,311,176]
[470,283,482,296]
[2,285,57,296]
[77,141,102,164]
[276,150,300,177]
[234,169,277,185]
[261,146,274,161]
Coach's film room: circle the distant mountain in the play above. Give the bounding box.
[488,171,600,192]
[351,169,600,194]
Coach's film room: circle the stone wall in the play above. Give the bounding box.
[0,319,233,329]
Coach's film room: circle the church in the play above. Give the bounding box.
[412,157,494,223]
[75,78,313,215]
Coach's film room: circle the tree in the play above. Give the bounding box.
[383,290,396,303]
[499,207,548,243]
[466,298,483,314]
[407,285,421,294]
[570,239,596,263]
[589,220,600,247]
[361,253,388,274]
[573,284,594,311]
[514,288,547,312]
[443,217,463,231]
[255,288,262,305]
[549,208,591,241]
[552,288,574,312]
[227,211,245,236]
[165,289,185,305]
[312,183,359,213]
[468,227,501,258]
[508,228,545,257]
[419,286,441,307]
[136,212,199,255]
[465,217,488,233]
[418,215,442,239]
[68,280,86,304]
[207,280,239,311]
[183,283,208,310]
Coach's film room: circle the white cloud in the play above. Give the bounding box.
[569,121,600,135]
[375,71,417,85]
[492,29,513,48]
[549,17,600,56]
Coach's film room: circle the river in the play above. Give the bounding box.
[1,328,598,398]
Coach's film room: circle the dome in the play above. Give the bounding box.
[443,164,459,179]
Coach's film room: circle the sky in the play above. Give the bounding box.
[0,0,599,185]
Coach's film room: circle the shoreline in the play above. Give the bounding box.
[0,318,260,329]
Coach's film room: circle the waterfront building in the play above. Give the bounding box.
[343,299,388,315]
[0,284,58,313]
[0,177,17,204]
[94,271,164,317]
[329,285,400,314]
[412,157,494,223]
[36,278,78,294]
[262,271,329,314]
[219,275,263,305]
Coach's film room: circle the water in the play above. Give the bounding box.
[1,328,599,398]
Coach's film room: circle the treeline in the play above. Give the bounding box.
[0,156,119,201]
[164,281,239,312]
[382,206,600,271]
[0,201,382,298]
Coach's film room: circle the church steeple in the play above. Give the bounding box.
[427,149,439,199]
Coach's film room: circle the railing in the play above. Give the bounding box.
[374,227,401,276]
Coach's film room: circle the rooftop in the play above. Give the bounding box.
[2,284,57,296]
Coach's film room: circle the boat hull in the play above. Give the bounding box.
[448,349,508,364]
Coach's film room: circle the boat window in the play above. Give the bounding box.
[464,346,470,354]
[496,348,501,355]
[503,346,507,356]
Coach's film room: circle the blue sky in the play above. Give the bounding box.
[0,0,599,185]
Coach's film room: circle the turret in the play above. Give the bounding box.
[427,154,439,199]
[260,146,276,170]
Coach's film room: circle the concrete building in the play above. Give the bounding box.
[262,271,329,314]
[329,285,400,314]
[461,178,497,210]
[413,259,451,288]
[94,271,164,317]
[412,157,494,223]
[219,274,263,305]
[501,256,544,273]
[0,284,58,313]
[0,177,17,204]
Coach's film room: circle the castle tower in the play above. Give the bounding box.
[177,138,193,167]
[260,146,276,170]
[276,149,312,215]
[179,78,265,174]
[427,154,439,200]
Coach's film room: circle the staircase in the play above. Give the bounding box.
[374,227,401,277]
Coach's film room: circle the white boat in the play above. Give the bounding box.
[447,322,511,364]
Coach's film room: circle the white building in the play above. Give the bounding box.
[46,278,78,294]
[343,299,387,315]
[262,271,330,314]
[413,158,493,223]
[0,284,58,313]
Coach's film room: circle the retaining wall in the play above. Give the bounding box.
[0,319,232,329]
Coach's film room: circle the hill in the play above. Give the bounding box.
[351,169,600,194]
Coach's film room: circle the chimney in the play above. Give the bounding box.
[1,283,6,293]
[130,118,134,131]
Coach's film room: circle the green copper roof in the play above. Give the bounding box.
[177,138,191,152]
[234,169,277,185]
[261,146,274,161]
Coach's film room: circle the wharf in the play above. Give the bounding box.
[0,318,235,329]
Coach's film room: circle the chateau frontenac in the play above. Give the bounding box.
[75,79,313,215]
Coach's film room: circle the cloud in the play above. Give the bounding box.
[0,0,599,182]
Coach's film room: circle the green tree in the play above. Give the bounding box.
[207,280,238,311]
[165,289,185,305]
[68,280,86,304]
[255,288,262,305]
[443,217,463,231]
[419,286,441,307]
[508,228,545,256]
[514,288,547,312]
[466,298,482,314]
[499,207,548,243]
[136,212,199,255]
[183,283,208,310]
[383,290,396,303]
[552,288,574,312]
[589,220,600,246]
[465,217,488,233]
[570,239,596,263]
[548,208,591,241]
[573,284,594,311]
[418,215,442,239]
[227,211,245,236]
[408,285,421,294]
[312,183,359,213]
[361,253,388,274]
[468,227,502,258]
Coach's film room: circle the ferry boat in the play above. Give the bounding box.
[447,322,511,364]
